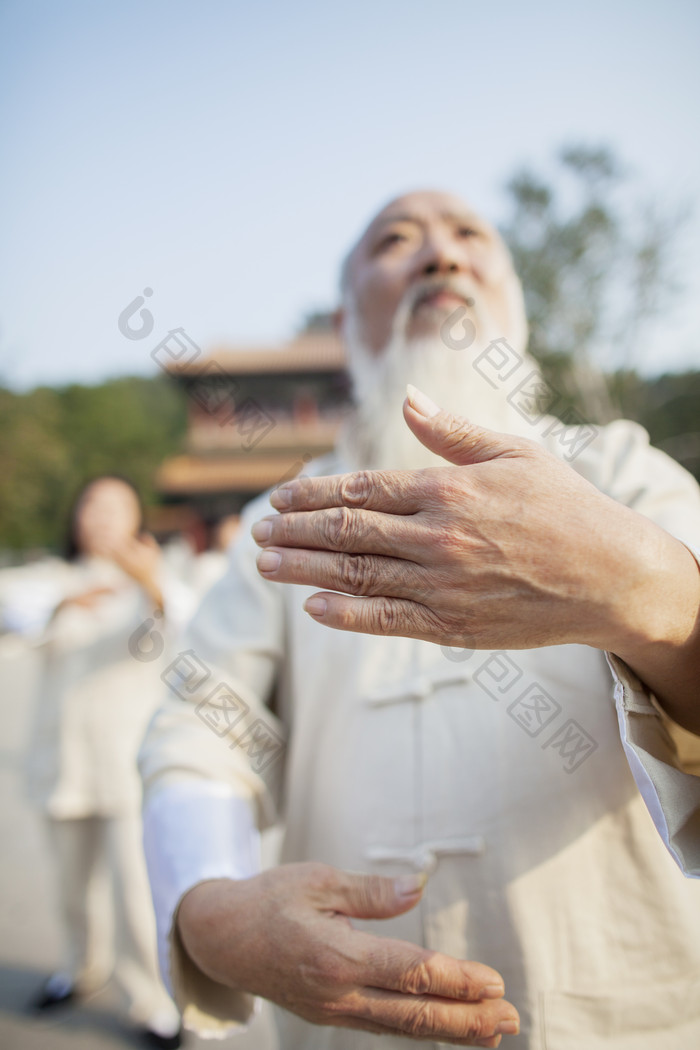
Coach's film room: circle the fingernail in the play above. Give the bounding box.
[304,596,327,617]
[257,550,281,573]
[270,485,293,508]
[495,1020,520,1035]
[394,872,428,898]
[479,983,505,999]
[251,519,273,543]
[406,384,440,418]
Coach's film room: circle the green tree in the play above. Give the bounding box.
[499,144,689,423]
[0,376,187,554]
[0,386,70,550]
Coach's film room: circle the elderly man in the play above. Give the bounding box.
[139,191,700,1049]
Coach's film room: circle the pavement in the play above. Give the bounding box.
[0,638,279,1050]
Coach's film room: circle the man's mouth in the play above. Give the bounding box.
[414,288,474,312]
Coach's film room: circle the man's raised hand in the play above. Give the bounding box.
[252,386,674,655]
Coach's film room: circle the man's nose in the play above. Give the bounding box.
[416,235,464,278]
[423,256,459,275]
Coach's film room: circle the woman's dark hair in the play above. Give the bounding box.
[64,474,146,562]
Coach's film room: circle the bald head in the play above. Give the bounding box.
[338,189,527,356]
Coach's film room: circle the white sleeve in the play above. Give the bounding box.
[142,779,263,1037]
[159,574,201,640]
[605,544,700,879]
[565,422,700,877]
[0,575,64,637]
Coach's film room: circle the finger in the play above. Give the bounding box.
[350,985,519,1045]
[319,869,428,920]
[252,507,426,559]
[353,935,508,1004]
[269,468,431,515]
[321,1008,504,1047]
[403,388,527,466]
[255,547,434,603]
[300,591,444,641]
[329,1003,510,1045]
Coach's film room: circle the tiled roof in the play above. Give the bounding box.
[165,332,347,376]
[155,452,329,495]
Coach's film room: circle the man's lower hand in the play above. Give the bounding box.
[177,862,520,1046]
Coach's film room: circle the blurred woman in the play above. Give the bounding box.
[24,476,185,1049]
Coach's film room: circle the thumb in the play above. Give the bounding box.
[330,870,428,920]
[403,384,522,466]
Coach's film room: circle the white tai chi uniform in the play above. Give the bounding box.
[16,556,188,1030]
[139,418,700,1049]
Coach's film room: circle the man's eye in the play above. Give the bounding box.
[379,232,406,249]
[458,227,478,238]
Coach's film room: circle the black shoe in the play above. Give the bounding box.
[31,975,76,1012]
[141,1024,183,1050]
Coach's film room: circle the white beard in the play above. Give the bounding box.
[338,288,544,471]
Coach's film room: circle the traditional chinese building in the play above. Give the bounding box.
[151,329,351,546]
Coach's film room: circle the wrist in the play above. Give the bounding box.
[604,537,700,732]
[603,530,700,669]
[178,877,235,938]
[177,878,249,989]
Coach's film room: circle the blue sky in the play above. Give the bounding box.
[1,0,699,389]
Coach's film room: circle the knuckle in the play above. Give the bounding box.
[456,1010,494,1042]
[403,999,436,1038]
[340,470,374,507]
[442,415,472,453]
[323,506,358,550]
[337,554,374,594]
[462,1017,489,1042]
[375,597,399,633]
[401,957,434,997]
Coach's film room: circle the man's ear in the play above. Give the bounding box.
[332,306,344,334]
